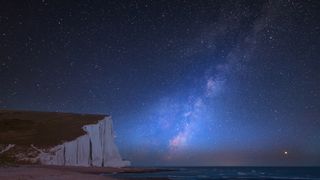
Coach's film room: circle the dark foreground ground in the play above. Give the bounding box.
[0,165,170,180]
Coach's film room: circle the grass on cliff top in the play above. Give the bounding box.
[0,110,107,147]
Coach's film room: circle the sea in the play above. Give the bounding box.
[105,167,320,180]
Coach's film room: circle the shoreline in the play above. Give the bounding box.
[0,165,171,180]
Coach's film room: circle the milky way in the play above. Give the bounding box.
[1,1,320,166]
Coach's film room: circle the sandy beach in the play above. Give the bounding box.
[0,165,169,180]
[0,166,114,180]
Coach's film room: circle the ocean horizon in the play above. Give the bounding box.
[106,166,320,180]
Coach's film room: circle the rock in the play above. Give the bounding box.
[38,117,130,167]
[0,110,130,167]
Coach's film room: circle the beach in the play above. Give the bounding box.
[0,165,169,180]
[0,165,113,180]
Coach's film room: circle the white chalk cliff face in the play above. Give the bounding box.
[37,117,130,167]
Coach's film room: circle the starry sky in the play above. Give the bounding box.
[1,0,320,166]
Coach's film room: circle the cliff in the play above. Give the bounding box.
[0,110,130,167]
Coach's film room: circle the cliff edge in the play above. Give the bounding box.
[0,110,130,167]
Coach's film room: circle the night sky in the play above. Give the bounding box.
[1,0,320,166]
